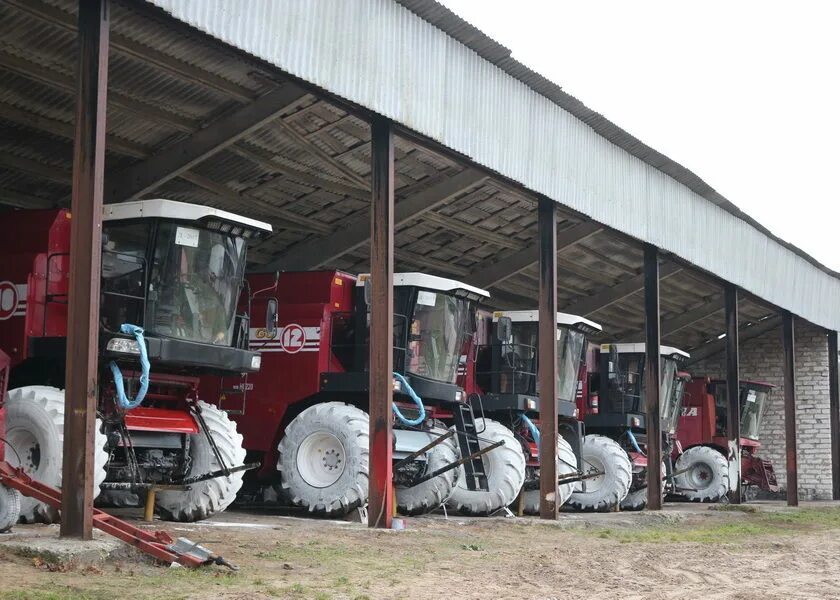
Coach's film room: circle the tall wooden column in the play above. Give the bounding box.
[643,244,662,510]
[782,311,798,507]
[61,0,110,539]
[724,284,741,503]
[537,197,558,520]
[828,331,839,500]
[367,117,395,528]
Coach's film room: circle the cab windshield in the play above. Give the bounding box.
[406,290,471,384]
[146,222,246,345]
[659,358,679,429]
[662,371,687,434]
[741,386,770,440]
[557,327,586,403]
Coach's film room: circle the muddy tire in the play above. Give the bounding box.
[568,435,632,512]
[396,428,458,516]
[278,402,369,516]
[0,484,20,533]
[523,435,578,514]
[156,401,246,522]
[4,386,108,523]
[620,462,666,511]
[674,446,729,503]
[445,419,526,516]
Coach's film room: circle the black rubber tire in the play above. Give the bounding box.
[277,402,370,516]
[674,446,729,503]
[396,428,458,516]
[445,419,526,516]
[155,401,247,522]
[523,435,577,514]
[0,484,20,533]
[567,435,632,512]
[5,386,108,523]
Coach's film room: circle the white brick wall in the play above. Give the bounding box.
[688,318,833,500]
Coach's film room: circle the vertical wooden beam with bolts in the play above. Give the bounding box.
[828,331,839,500]
[782,311,798,507]
[367,117,394,529]
[643,244,663,511]
[60,0,110,540]
[537,197,559,520]
[724,284,742,504]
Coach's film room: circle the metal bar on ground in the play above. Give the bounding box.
[782,311,798,507]
[643,244,663,510]
[537,196,559,520]
[828,331,839,500]
[60,0,110,540]
[725,284,742,504]
[367,116,395,529]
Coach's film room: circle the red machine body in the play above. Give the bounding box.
[677,377,779,492]
[204,271,355,466]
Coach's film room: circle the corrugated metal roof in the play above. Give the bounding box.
[146,0,840,332]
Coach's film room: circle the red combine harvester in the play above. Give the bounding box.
[202,272,523,517]
[579,343,689,510]
[674,378,778,502]
[461,309,632,513]
[0,200,270,524]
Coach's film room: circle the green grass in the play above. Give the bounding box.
[590,507,840,544]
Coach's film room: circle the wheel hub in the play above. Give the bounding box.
[688,462,713,489]
[582,455,606,493]
[296,431,346,488]
[5,427,40,474]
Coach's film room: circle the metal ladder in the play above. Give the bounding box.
[453,402,489,491]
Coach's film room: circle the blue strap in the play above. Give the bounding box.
[391,372,426,426]
[109,323,150,410]
[520,412,540,457]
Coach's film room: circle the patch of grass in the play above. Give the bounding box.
[762,507,840,528]
[593,521,775,544]
[709,504,758,513]
[461,543,483,551]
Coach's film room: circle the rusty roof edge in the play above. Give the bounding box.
[394,0,840,283]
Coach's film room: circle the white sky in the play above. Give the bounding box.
[439,0,840,271]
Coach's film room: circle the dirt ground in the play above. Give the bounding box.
[1,502,840,600]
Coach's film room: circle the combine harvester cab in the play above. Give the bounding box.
[461,309,606,513]
[578,343,689,511]
[205,271,521,517]
[675,378,778,502]
[0,200,271,523]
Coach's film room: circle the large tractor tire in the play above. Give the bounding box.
[0,485,20,533]
[155,401,246,522]
[523,435,578,514]
[396,428,459,516]
[445,419,526,516]
[4,386,108,523]
[567,435,632,512]
[620,461,666,511]
[674,445,729,503]
[278,402,370,516]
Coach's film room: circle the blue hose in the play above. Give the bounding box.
[109,324,150,410]
[520,412,540,456]
[626,429,645,455]
[391,372,426,426]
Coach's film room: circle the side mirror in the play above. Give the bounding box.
[496,316,512,342]
[265,298,278,338]
[363,278,372,306]
[608,345,619,369]
[273,270,280,287]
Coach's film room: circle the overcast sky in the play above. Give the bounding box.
[439,0,840,271]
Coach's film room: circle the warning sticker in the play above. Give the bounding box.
[417,291,437,306]
[175,226,200,248]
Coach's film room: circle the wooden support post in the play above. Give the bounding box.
[643,244,663,511]
[725,284,741,504]
[367,117,394,529]
[828,331,839,500]
[60,0,110,540]
[537,197,559,520]
[782,311,798,507]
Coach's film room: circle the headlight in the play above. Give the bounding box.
[454,390,464,402]
[106,338,141,355]
[393,378,402,392]
[250,355,262,370]
[526,398,537,411]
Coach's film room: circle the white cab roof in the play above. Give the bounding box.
[103,199,272,233]
[602,343,690,359]
[356,272,490,298]
[492,310,602,332]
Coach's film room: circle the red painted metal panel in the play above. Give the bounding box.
[124,407,199,434]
